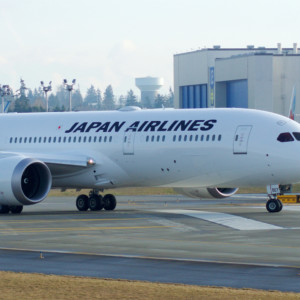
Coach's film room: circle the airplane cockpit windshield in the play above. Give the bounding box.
[277,132,300,142]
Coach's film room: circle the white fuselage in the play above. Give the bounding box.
[1,108,300,190]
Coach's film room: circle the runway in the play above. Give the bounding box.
[0,194,300,292]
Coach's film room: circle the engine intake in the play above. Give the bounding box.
[0,156,52,206]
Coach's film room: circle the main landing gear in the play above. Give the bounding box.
[76,190,117,212]
[0,205,23,214]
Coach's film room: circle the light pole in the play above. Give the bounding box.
[41,81,52,112]
[0,85,12,113]
[63,79,76,111]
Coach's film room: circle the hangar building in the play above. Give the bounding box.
[174,44,300,117]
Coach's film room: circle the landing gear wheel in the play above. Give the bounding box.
[88,195,104,211]
[0,205,9,214]
[266,199,282,213]
[276,199,283,212]
[10,206,23,214]
[103,194,117,211]
[76,194,89,211]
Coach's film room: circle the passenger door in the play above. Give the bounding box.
[233,125,252,154]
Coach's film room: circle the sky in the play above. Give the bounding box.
[0,0,300,98]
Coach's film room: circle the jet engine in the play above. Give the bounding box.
[0,156,52,206]
[174,187,238,199]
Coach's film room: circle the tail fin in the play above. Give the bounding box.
[289,86,296,120]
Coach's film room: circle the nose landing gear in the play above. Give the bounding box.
[266,184,283,213]
[266,198,283,213]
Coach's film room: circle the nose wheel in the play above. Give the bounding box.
[266,198,283,213]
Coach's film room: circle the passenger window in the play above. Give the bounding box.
[83,136,87,143]
[206,135,210,141]
[78,137,81,143]
[162,136,165,142]
[109,136,112,142]
[94,136,97,142]
[157,136,160,142]
[29,137,32,143]
[53,137,56,143]
[189,135,193,142]
[293,132,300,141]
[68,137,71,143]
[99,136,102,142]
[9,137,12,143]
[63,137,66,143]
[58,137,61,143]
[178,135,182,142]
[48,137,52,143]
[218,135,222,141]
[44,137,47,143]
[146,136,149,142]
[151,136,155,142]
[39,137,42,143]
[184,135,187,142]
[104,136,107,142]
[19,137,22,143]
[277,132,294,142]
[195,135,199,142]
[173,135,176,142]
[212,135,215,141]
[201,135,204,141]
[24,137,27,143]
[73,137,76,143]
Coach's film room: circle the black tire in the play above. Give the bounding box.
[266,199,280,213]
[76,194,89,211]
[10,206,23,214]
[88,195,104,211]
[103,194,117,211]
[0,205,10,214]
[276,199,283,212]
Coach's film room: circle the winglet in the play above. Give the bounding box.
[289,86,296,120]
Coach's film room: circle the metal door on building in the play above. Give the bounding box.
[233,125,252,154]
[123,131,135,155]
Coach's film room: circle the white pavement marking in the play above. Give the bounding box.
[154,209,283,231]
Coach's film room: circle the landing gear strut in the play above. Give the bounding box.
[76,190,117,212]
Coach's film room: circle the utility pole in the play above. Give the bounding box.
[63,79,76,111]
[41,81,52,112]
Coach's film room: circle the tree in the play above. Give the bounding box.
[125,89,139,107]
[102,85,115,110]
[154,94,166,108]
[13,94,31,112]
[96,88,102,110]
[72,88,83,109]
[84,85,98,104]
[165,87,174,107]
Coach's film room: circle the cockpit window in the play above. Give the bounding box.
[293,132,300,141]
[277,132,294,142]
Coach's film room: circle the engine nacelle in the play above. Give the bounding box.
[0,156,52,206]
[174,187,238,199]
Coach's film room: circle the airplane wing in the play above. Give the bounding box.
[0,151,96,176]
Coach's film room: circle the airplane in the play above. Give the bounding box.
[1,106,300,215]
